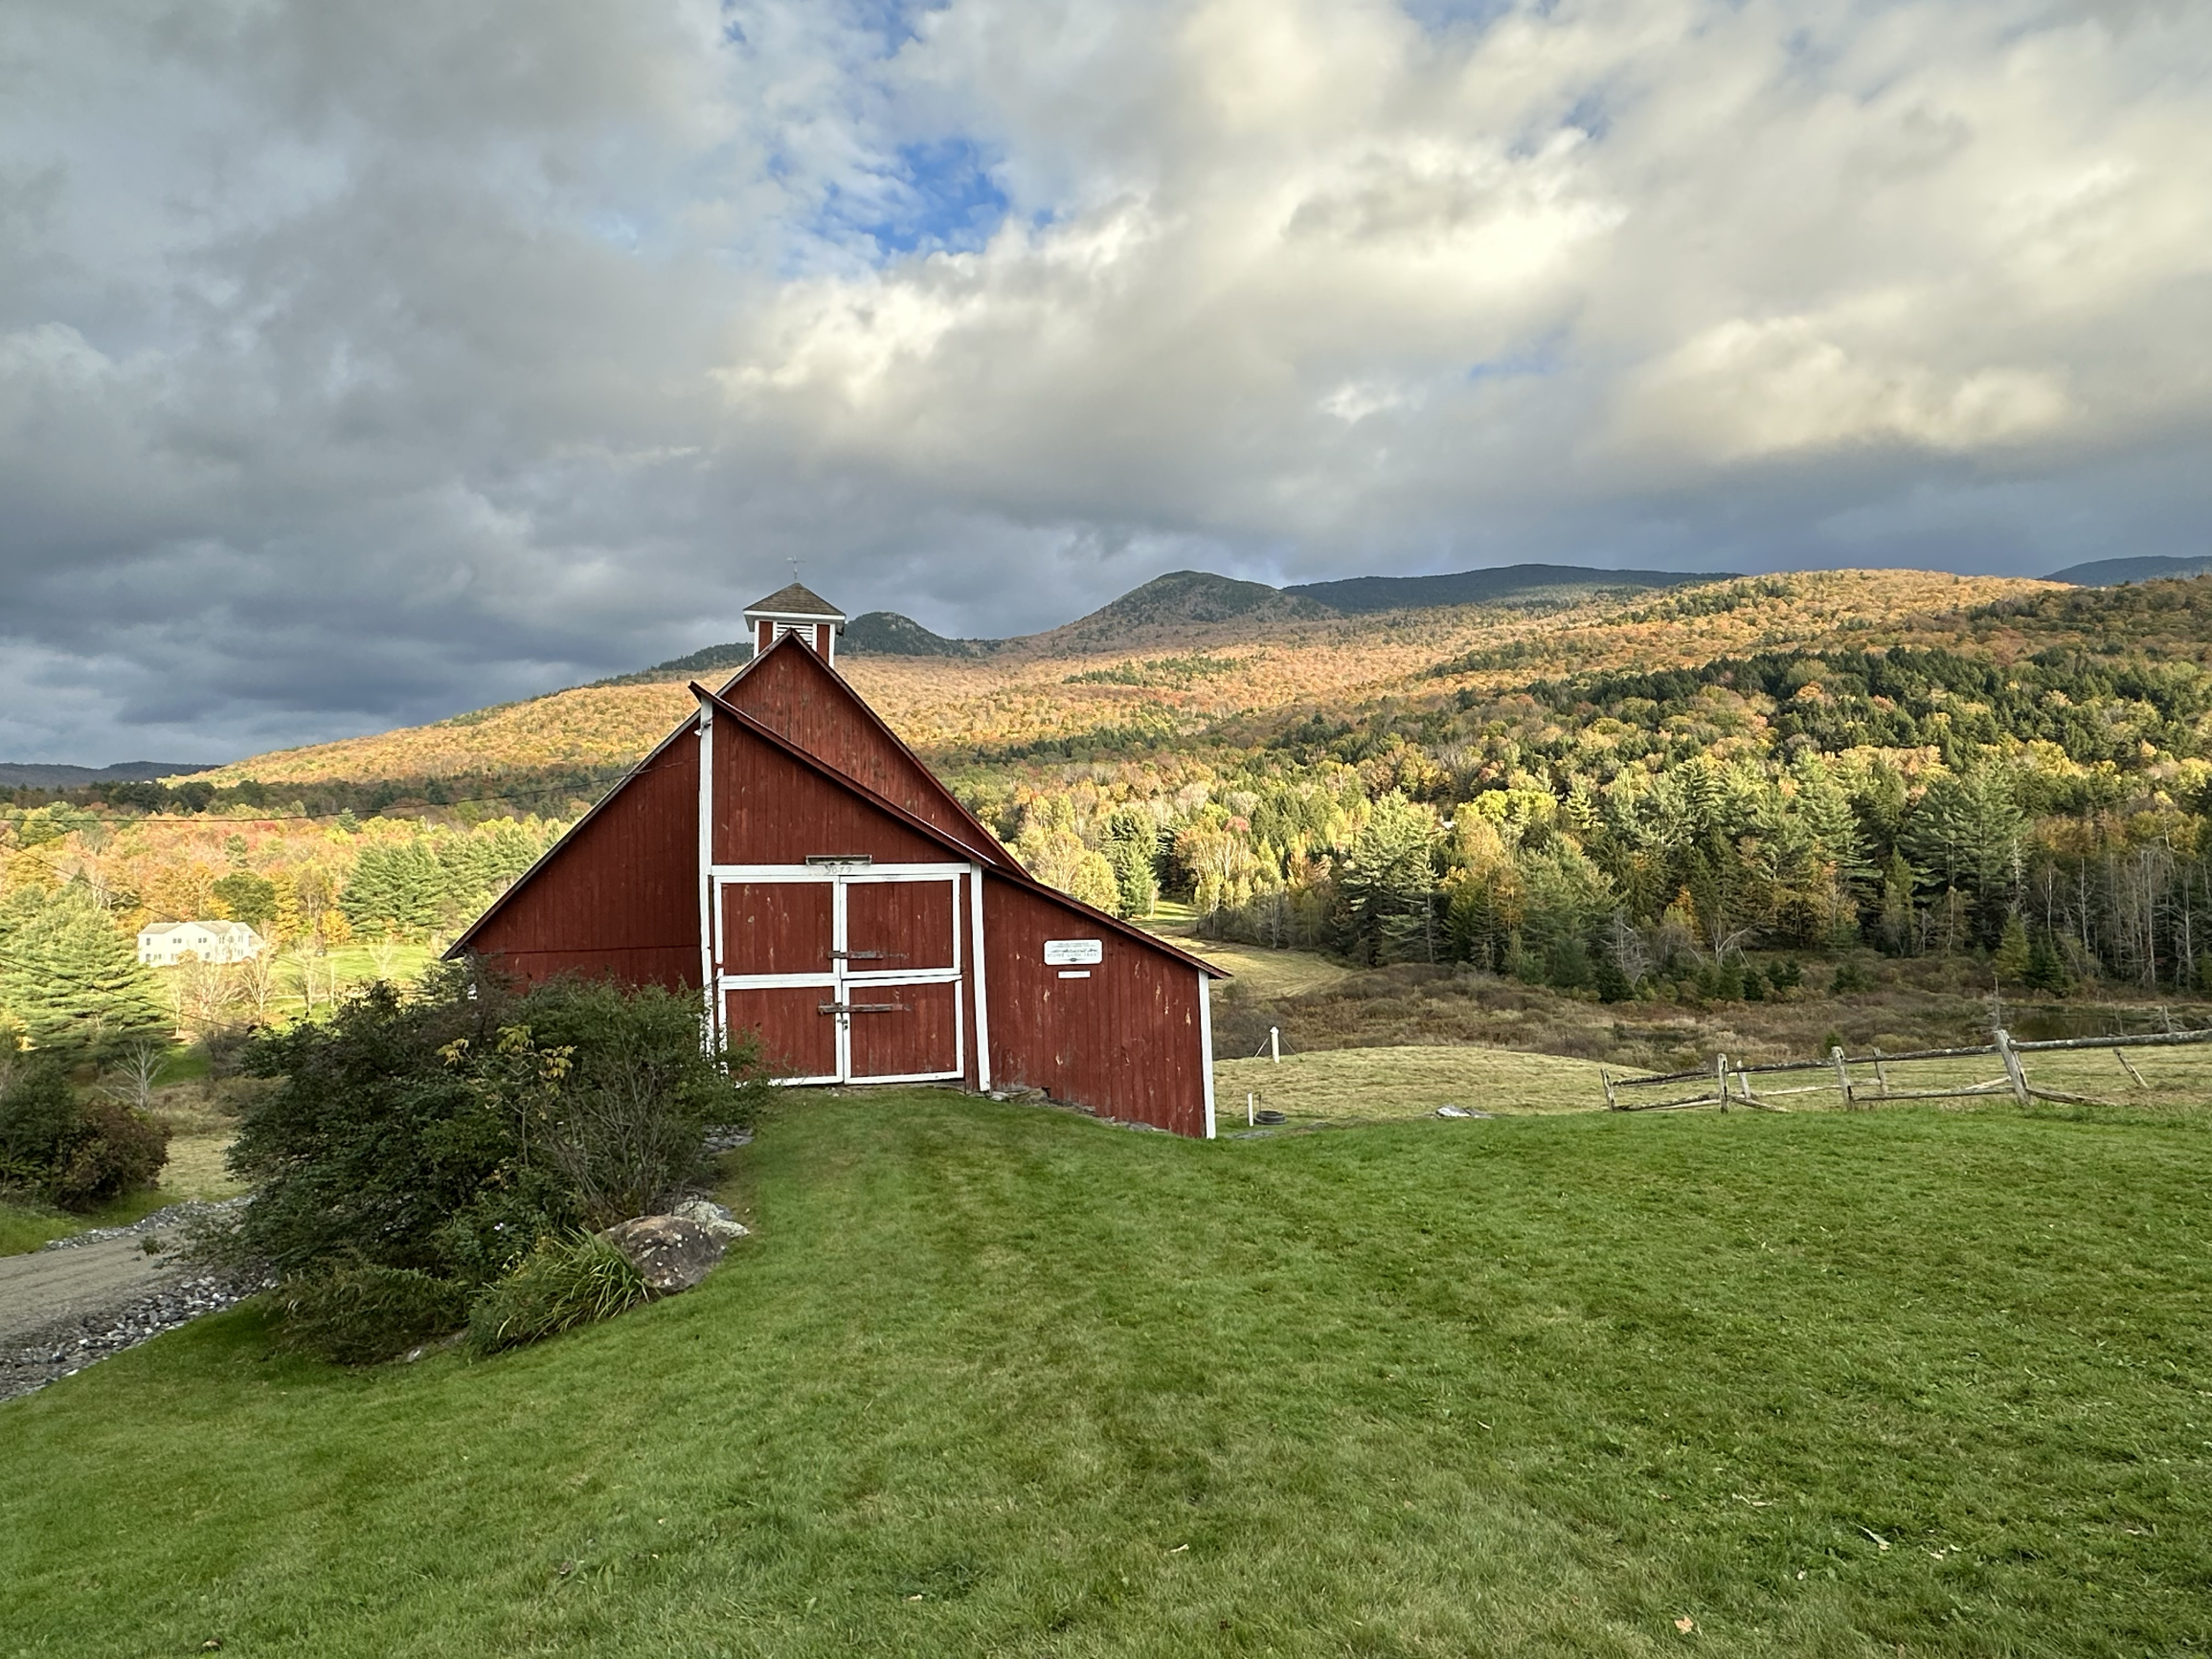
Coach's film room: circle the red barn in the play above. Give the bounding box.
[448,585,1227,1138]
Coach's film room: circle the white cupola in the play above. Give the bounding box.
[743,582,847,666]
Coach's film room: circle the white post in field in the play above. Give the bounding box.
[1270,1026,1280,1065]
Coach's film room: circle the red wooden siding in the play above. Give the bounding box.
[846,879,956,971]
[726,984,836,1078]
[719,640,1003,861]
[847,979,959,1079]
[711,716,948,867]
[981,875,1209,1136]
[719,881,832,975]
[465,736,702,991]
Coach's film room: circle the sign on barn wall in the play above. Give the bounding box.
[1044,938,1103,965]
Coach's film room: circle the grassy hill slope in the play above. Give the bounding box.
[4,1094,2206,1655]
[198,570,2050,786]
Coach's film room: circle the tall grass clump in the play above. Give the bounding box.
[465,1232,650,1356]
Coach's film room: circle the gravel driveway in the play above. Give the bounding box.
[1,1203,261,1402]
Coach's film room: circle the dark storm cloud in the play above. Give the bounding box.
[3,0,2210,761]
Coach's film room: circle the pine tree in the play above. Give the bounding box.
[1994,912,2031,983]
[2023,930,2069,994]
[0,889,170,1062]
[1338,793,1440,963]
[1103,806,1160,919]
[1592,950,1632,1003]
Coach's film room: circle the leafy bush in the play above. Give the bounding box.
[467,1232,649,1356]
[0,1055,169,1210]
[221,965,762,1360]
[50,1099,170,1208]
[461,975,767,1228]
[279,1265,471,1366]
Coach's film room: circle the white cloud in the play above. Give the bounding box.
[2,0,2210,759]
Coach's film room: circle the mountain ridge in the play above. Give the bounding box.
[2046,555,2212,587]
[0,760,217,788]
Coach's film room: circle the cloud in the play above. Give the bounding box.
[2,0,2210,760]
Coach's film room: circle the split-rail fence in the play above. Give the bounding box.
[1600,1026,2212,1114]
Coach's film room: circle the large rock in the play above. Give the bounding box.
[600,1216,727,1294]
[671,1199,751,1240]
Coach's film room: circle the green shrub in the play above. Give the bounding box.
[221,966,763,1362]
[467,1232,650,1356]
[279,1266,471,1366]
[1831,959,1875,994]
[49,1099,169,1208]
[0,1056,169,1210]
[0,1057,78,1190]
[225,968,522,1282]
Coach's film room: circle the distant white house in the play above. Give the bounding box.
[137,920,266,967]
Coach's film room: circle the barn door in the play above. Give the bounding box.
[714,875,839,1084]
[711,865,965,1086]
[839,872,962,1084]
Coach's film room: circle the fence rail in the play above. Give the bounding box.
[1600,1025,2212,1114]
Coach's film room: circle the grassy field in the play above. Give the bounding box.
[1216,1044,1609,1124]
[4,1092,2209,1656]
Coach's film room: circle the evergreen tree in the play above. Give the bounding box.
[1994,912,2031,983]
[2023,930,2069,994]
[0,889,170,1063]
[1337,793,1440,963]
[1592,950,1632,1003]
[1877,849,1918,954]
[1103,806,1160,919]
[211,871,279,930]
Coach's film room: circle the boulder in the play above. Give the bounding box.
[671,1199,751,1240]
[600,1216,727,1294]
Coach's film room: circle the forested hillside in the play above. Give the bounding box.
[19,565,2212,1051]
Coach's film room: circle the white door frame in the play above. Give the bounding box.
[709,862,969,1085]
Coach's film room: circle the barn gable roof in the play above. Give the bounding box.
[716,629,1016,869]
[693,682,1226,978]
[453,630,1226,980]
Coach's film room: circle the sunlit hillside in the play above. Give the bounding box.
[199,570,2051,786]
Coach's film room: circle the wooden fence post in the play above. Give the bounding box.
[1717,1054,1728,1111]
[1994,1027,2030,1106]
[2113,1046,2150,1089]
[1872,1047,1891,1101]
[1600,1066,1618,1110]
[1830,1045,1857,1110]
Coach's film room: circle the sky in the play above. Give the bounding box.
[3,0,2209,764]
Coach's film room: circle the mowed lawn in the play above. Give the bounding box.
[3,1097,2208,1657]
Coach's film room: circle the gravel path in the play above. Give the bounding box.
[1,1201,263,1403]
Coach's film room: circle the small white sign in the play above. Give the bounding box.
[1056,969,1092,979]
[1044,938,1103,966]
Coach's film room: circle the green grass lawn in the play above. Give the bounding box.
[0,1187,176,1256]
[3,1095,2208,1657]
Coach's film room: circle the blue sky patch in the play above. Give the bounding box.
[837,136,1011,258]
